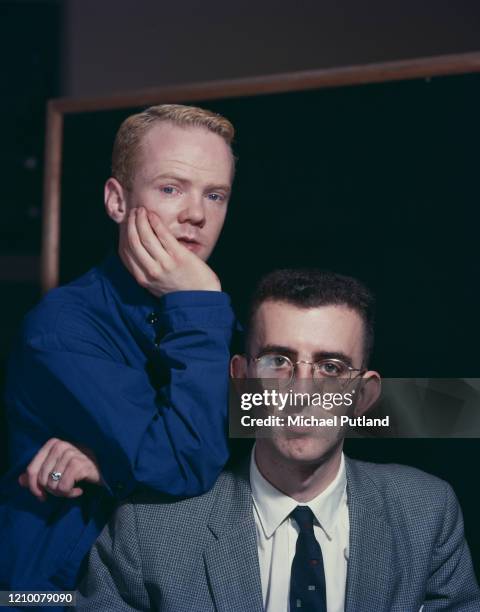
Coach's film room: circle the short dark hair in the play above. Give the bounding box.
[247,268,375,364]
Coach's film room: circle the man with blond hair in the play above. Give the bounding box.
[0,104,237,593]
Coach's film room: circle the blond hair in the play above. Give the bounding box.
[111,104,235,189]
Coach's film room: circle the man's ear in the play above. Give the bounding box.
[230,354,248,378]
[105,177,128,224]
[353,371,381,417]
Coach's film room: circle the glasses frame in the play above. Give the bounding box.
[248,354,367,388]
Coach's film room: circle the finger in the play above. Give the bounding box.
[24,438,59,499]
[119,218,141,275]
[74,447,103,485]
[53,457,90,497]
[136,207,170,262]
[147,210,182,255]
[37,443,69,491]
[121,247,150,289]
[65,487,84,498]
[43,447,77,493]
[126,209,158,271]
[38,441,77,491]
[48,459,79,497]
[120,210,149,275]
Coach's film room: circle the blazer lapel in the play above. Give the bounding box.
[344,459,399,612]
[204,463,264,612]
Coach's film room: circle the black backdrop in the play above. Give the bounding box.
[60,72,480,572]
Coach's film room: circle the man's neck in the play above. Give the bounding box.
[254,440,343,503]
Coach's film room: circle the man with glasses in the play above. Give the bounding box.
[77,268,480,611]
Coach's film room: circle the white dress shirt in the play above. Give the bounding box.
[250,449,349,612]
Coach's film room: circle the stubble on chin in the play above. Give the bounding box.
[260,431,343,470]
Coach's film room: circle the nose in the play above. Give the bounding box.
[295,361,313,380]
[177,193,206,227]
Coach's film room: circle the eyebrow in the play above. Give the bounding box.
[255,345,298,359]
[150,172,190,184]
[150,172,231,193]
[255,345,354,366]
[312,351,354,367]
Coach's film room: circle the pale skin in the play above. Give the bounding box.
[18,439,102,501]
[109,122,233,295]
[231,300,381,502]
[20,121,233,500]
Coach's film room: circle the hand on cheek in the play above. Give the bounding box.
[119,207,221,297]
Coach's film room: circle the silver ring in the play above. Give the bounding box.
[50,471,62,482]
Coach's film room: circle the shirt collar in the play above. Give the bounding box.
[250,447,347,540]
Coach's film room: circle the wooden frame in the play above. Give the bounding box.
[41,51,480,292]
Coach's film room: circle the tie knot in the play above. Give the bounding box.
[291,505,315,531]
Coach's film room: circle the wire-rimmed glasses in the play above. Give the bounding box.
[249,353,366,389]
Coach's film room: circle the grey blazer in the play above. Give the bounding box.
[76,458,480,611]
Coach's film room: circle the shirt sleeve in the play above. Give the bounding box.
[5,292,236,499]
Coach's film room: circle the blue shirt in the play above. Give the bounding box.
[0,254,236,591]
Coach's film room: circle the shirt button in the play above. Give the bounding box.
[147,312,159,325]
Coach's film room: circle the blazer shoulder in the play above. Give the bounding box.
[347,458,454,511]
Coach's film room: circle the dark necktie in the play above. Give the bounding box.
[289,505,327,611]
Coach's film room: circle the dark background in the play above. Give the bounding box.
[56,74,480,573]
[1,0,480,579]
[0,0,62,488]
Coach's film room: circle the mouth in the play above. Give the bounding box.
[176,237,202,253]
